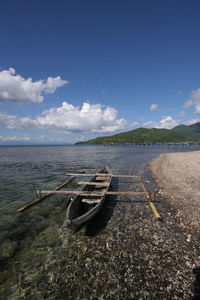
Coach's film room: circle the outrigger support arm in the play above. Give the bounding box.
[36,190,146,197]
[65,172,141,178]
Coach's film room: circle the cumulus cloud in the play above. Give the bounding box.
[0,136,31,141]
[0,102,126,133]
[185,118,200,125]
[184,88,200,114]
[149,104,158,111]
[143,116,180,129]
[0,68,68,103]
[0,112,35,129]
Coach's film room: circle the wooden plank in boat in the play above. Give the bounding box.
[82,199,101,204]
[95,176,109,181]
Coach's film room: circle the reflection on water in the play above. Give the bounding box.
[0,144,199,298]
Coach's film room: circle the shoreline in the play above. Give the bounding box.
[149,151,200,233]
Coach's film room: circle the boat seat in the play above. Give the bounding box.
[81,199,101,204]
[96,176,110,181]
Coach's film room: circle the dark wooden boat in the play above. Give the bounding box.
[63,167,112,231]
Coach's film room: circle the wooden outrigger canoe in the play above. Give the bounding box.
[63,167,112,231]
[16,167,161,227]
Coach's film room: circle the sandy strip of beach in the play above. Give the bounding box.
[150,151,200,233]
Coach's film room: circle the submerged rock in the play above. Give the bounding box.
[37,225,60,247]
[0,239,17,260]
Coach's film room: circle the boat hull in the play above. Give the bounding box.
[63,167,112,231]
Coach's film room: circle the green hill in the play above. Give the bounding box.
[190,122,200,132]
[172,123,200,141]
[77,122,200,144]
[77,127,189,144]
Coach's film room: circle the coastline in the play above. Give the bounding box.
[150,151,200,233]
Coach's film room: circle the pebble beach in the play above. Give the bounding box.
[150,150,200,233]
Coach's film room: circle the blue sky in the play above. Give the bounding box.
[1,0,200,144]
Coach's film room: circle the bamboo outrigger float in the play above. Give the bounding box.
[16,176,76,212]
[16,166,161,230]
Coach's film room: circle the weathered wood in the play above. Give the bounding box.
[65,172,140,178]
[17,177,76,212]
[77,181,109,186]
[64,167,112,230]
[82,199,101,204]
[149,201,161,219]
[140,181,151,199]
[95,176,109,181]
[65,172,111,177]
[37,190,146,196]
[112,174,141,178]
[140,180,161,219]
[107,191,145,195]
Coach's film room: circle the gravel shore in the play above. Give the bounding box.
[150,151,200,233]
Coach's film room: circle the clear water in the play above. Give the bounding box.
[0,144,199,298]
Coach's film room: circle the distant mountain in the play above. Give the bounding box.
[77,122,200,144]
[172,123,200,141]
[189,122,200,132]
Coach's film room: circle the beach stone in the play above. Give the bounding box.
[138,228,145,236]
[0,239,17,259]
[152,233,159,240]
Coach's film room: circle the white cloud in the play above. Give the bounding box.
[143,116,180,129]
[0,102,126,133]
[0,112,35,129]
[0,136,31,141]
[184,88,200,114]
[185,118,200,125]
[0,68,68,103]
[149,104,158,111]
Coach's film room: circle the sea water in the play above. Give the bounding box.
[0,144,199,298]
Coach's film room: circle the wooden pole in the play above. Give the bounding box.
[17,177,76,212]
[140,180,161,219]
[65,172,141,178]
[77,181,110,186]
[36,190,146,196]
[112,174,141,178]
[65,172,110,177]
